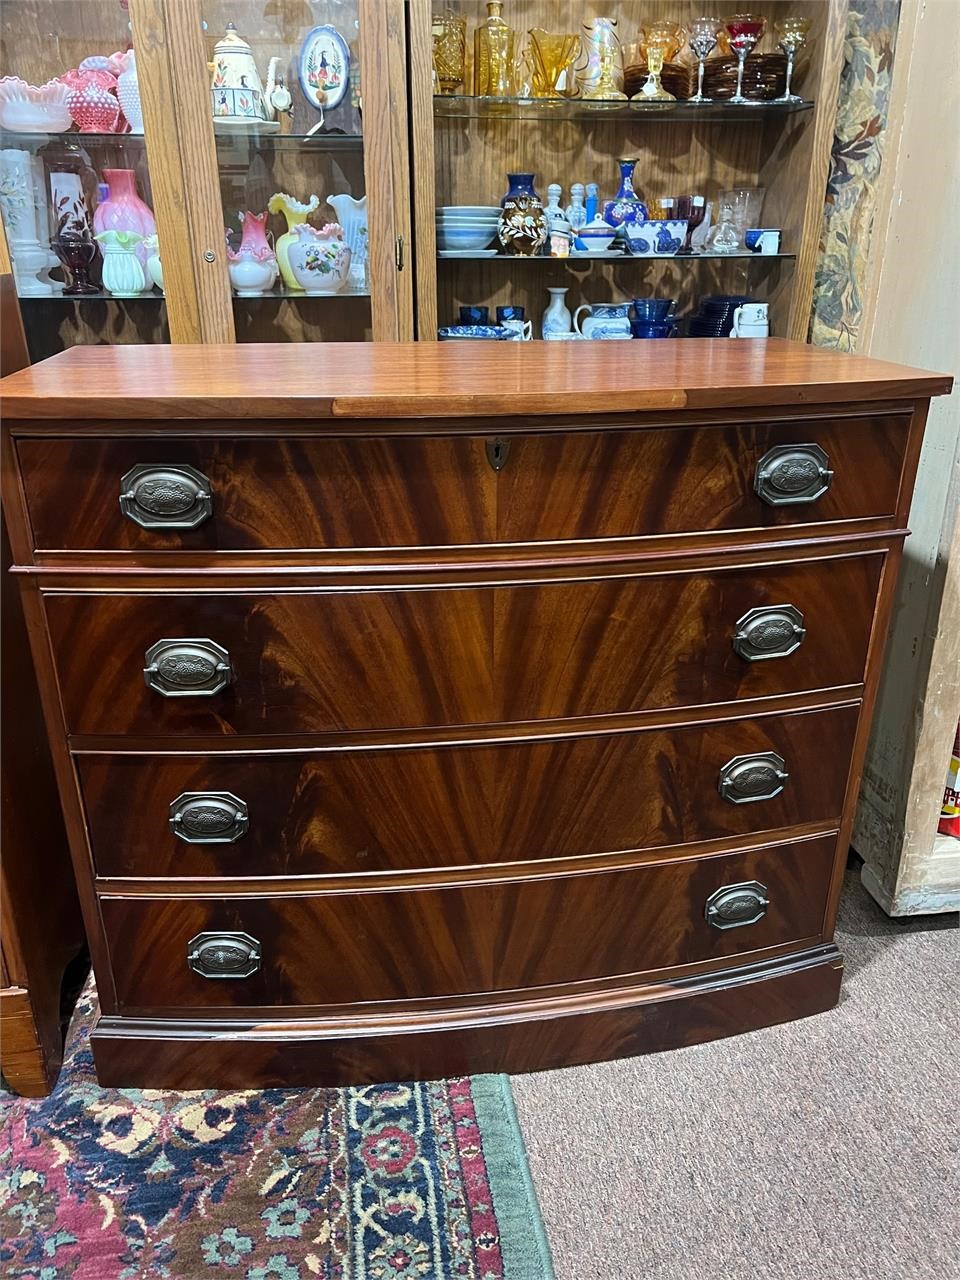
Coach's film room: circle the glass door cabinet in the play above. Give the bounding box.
[0,0,168,360]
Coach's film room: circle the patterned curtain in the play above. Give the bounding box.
[809,1,901,349]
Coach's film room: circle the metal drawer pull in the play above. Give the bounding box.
[120,464,213,529]
[754,444,833,506]
[187,931,261,979]
[170,791,248,844]
[144,638,232,697]
[718,752,789,804]
[733,604,806,661]
[706,881,770,930]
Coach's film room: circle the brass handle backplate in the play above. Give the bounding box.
[755,444,833,506]
[733,604,806,661]
[705,881,770,929]
[170,791,249,844]
[187,931,261,979]
[718,752,789,804]
[120,464,213,530]
[144,638,232,697]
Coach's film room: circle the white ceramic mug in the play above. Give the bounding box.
[730,302,769,338]
[501,317,533,340]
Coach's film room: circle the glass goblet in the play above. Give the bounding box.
[675,194,706,253]
[688,18,721,103]
[774,16,811,103]
[724,13,766,104]
[431,11,467,96]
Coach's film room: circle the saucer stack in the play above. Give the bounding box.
[686,295,757,337]
[436,205,500,255]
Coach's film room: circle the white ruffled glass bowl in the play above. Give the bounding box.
[0,77,73,132]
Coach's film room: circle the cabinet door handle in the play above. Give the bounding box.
[733,605,806,661]
[120,464,213,529]
[187,931,261,979]
[754,444,833,506]
[718,752,789,804]
[705,881,770,929]
[170,791,249,843]
[144,638,232,697]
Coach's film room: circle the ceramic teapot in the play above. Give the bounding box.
[210,22,284,124]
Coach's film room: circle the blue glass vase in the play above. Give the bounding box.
[497,172,547,256]
[602,158,648,228]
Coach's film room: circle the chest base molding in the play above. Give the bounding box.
[90,944,842,1089]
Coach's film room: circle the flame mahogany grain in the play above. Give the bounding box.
[1,340,950,1087]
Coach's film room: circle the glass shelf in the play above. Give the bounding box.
[0,130,147,148]
[434,95,814,123]
[233,288,371,299]
[437,251,796,263]
[18,290,165,302]
[213,128,364,153]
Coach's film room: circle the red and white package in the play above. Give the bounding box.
[938,722,960,839]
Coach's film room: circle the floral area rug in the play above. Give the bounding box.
[0,980,553,1280]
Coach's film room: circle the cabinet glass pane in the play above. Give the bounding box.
[0,0,168,360]
[203,1,370,342]
[426,0,823,342]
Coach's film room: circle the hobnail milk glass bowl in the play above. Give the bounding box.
[0,77,73,131]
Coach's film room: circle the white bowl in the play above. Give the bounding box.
[0,77,72,132]
[437,229,497,251]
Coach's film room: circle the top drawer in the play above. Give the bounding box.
[16,414,910,553]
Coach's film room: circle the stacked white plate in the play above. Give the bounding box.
[436,205,500,254]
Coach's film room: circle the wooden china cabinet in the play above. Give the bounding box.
[0,0,846,349]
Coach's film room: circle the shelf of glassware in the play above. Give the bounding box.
[432,95,813,122]
[437,250,796,262]
[0,130,148,149]
[17,290,164,303]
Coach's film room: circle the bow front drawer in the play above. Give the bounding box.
[46,554,879,736]
[17,413,909,553]
[79,704,858,878]
[98,833,837,1012]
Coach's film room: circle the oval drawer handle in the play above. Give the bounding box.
[733,604,806,661]
[144,638,232,697]
[705,881,770,930]
[187,931,261,979]
[120,464,213,530]
[170,791,248,844]
[718,752,789,804]
[754,444,833,506]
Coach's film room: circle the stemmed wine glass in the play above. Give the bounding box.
[724,13,766,104]
[774,16,811,103]
[688,18,721,104]
[675,195,706,253]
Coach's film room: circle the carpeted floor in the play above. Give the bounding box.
[512,866,959,1280]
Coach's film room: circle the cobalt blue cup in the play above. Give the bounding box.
[496,305,526,322]
[631,297,673,322]
[630,319,674,338]
[460,305,489,325]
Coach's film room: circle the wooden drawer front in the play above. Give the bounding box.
[48,557,878,737]
[100,835,837,1010]
[18,415,908,552]
[80,705,858,877]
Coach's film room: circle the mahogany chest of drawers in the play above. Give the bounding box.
[0,341,950,1088]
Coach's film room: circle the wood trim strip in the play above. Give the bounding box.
[93,942,839,1033]
[16,535,906,588]
[67,688,864,756]
[94,823,840,897]
[128,0,235,343]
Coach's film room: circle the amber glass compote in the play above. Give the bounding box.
[724,13,766,104]
[774,16,811,103]
[631,22,684,103]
